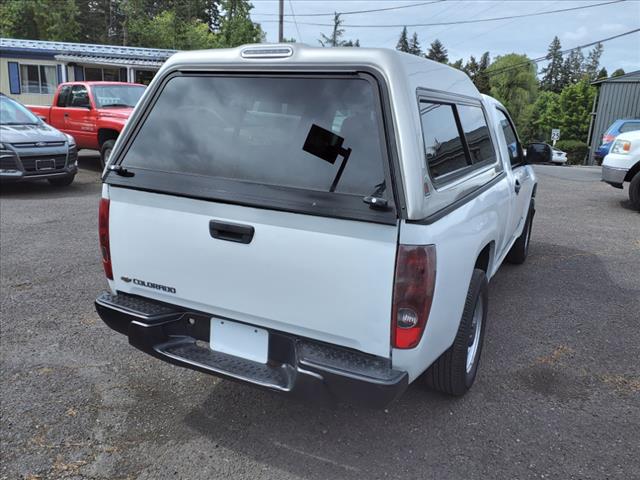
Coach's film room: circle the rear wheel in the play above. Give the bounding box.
[48,174,75,187]
[506,204,534,264]
[100,139,116,169]
[424,268,488,396]
[629,172,640,211]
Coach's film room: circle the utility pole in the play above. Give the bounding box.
[278,0,284,42]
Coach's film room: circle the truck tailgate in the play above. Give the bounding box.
[108,187,398,358]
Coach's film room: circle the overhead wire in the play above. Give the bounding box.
[484,28,640,77]
[258,0,625,27]
[254,1,445,17]
[288,0,304,42]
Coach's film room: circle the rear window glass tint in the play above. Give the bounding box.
[122,75,386,197]
[457,105,496,165]
[620,122,640,133]
[419,102,468,180]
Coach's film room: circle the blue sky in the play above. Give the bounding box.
[250,0,640,73]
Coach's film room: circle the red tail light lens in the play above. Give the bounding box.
[392,245,436,349]
[603,134,615,144]
[98,198,113,280]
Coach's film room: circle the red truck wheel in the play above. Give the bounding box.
[100,140,116,169]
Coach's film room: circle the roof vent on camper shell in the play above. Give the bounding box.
[241,45,293,59]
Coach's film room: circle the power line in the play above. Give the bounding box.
[255,1,445,17]
[485,28,640,77]
[288,0,303,42]
[259,0,625,28]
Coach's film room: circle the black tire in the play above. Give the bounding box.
[629,172,640,211]
[505,204,534,265]
[47,174,75,187]
[424,268,488,396]
[100,139,116,169]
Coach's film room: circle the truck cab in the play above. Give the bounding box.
[28,82,146,166]
[94,44,538,407]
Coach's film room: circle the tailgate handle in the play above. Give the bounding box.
[209,220,254,244]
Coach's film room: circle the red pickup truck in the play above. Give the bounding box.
[29,82,146,167]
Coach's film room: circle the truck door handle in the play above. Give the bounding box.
[209,220,254,244]
[514,179,521,195]
[64,113,69,117]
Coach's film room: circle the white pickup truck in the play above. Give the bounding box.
[95,44,539,407]
[601,130,640,210]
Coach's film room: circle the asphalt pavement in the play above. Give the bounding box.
[1,157,639,479]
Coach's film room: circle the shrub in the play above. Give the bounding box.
[554,139,589,165]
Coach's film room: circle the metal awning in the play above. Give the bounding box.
[54,54,165,69]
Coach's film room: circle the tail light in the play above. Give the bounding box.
[602,134,615,144]
[98,198,113,280]
[392,245,436,349]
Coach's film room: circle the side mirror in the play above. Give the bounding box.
[525,143,552,164]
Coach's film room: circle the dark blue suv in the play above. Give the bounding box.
[595,119,640,163]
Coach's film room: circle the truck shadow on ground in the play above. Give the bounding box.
[173,241,639,479]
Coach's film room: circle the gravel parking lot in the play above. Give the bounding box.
[1,156,639,480]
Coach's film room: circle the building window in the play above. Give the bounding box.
[20,64,57,94]
[134,69,156,85]
[84,67,124,82]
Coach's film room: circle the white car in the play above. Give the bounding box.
[551,147,567,164]
[94,44,538,407]
[602,130,640,210]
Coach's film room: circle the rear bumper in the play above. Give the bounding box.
[95,292,408,408]
[601,165,627,188]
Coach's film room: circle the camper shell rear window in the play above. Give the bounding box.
[106,72,397,224]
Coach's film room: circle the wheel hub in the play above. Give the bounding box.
[466,296,483,373]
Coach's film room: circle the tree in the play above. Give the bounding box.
[521,91,561,142]
[426,39,448,63]
[561,48,585,86]
[450,59,464,70]
[216,0,263,47]
[319,12,358,47]
[612,68,626,77]
[584,42,604,81]
[464,55,479,79]
[540,36,564,93]
[461,52,490,94]
[408,32,422,56]
[487,54,538,129]
[396,26,410,53]
[1,0,81,42]
[557,79,596,141]
[476,52,491,91]
[596,67,608,79]
[127,10,215,50]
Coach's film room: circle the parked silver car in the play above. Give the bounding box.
[0,94,78,186]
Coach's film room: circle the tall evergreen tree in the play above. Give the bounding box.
[584,42,604,81]
[561,49,585,86]
[597,67,608,79]
[396,26,410,52]
[426,39,448,63]
[464,55,479,79]
[475,51,491,94]
[319,12,358,47]
[540,36,564,93]
[408,32,422,56]
[450,59,464,70]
